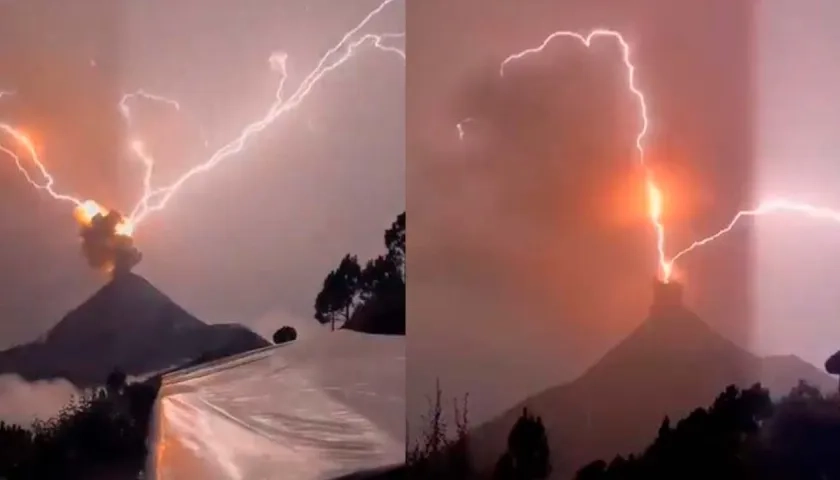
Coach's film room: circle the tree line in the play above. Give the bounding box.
[314,212,405,335]
[405,380,840,479]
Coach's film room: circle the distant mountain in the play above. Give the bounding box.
[468,281,837,479]
[0,272,269,387]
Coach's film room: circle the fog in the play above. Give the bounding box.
[0,375,81,426]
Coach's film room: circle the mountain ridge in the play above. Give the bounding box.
[468,281,837,479]
[0,272,269,387]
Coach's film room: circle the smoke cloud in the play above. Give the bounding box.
[79,210,142,274]
[0,374,82,427]
[0,370,165,428]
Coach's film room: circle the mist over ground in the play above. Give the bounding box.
[0,368,173,426]
[0,375,80,426]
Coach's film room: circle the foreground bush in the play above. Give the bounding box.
[0,377,159,480]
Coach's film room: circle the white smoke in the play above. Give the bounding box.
[0,369,169,428]
[0,374,83,427]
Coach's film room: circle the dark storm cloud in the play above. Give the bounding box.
[79,211,142,274]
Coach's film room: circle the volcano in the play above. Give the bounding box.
[467,280,836,479]
[0,272,269,387]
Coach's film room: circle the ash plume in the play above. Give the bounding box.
[79,210,142,275]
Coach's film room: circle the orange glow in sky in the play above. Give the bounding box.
[72,200,134,237]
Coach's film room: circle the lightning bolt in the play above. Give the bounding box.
[0,91,82,206]
[119,90,186,222]
[0,0,404,239]
[0,122,83,207]
[372,33,407,60]
[485,28,840,284]
[126,0,405,226]
[119,89,181,124]
[456,117,473,141]
[668,200,840,268]
[498,29,670,280]
[128,139,157,220]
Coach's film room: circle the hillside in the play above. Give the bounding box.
[468,281,837,479]
[0,272,269,387]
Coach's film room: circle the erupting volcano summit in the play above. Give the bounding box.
[73,200,142,275]
[650,279,685,317]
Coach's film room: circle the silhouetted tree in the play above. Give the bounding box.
[755,381,840,480]
[360,254,404,301]
[422,380,448,458]
[353,213,406,334]
[314,254,362,330]
[349,252,406,334]
[405,380,472,479]
[447,393,472,477]
[317,213,406,335]
[494,408,551,480]
[0,421,33,478]
[106,368,126,396]
[576,383,775,480]
[384,212,405,279]
[272,325,298,344]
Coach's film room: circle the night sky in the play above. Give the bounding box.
[0,0,404,346]
[408,0,755,427]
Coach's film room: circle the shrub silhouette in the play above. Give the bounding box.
[0,374,159,479]
[405,380,471,479]
[105,368,126,395]
[494,408,551,480]
[272,325,298,344]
